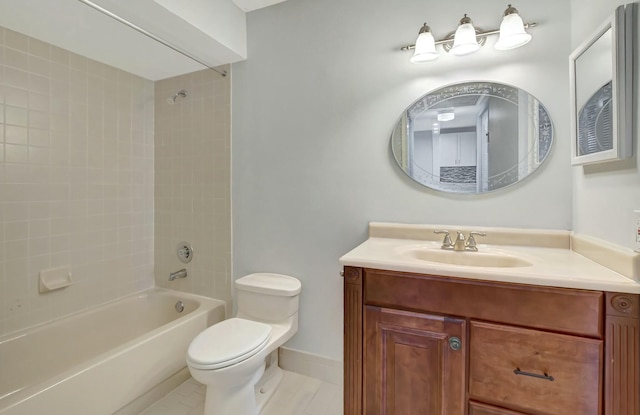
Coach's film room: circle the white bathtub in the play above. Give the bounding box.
[0,288,225,415]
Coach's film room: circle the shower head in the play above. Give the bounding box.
[167,89,188,104]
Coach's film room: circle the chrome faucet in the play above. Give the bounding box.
[169,268,187,281]
[434,230,486,252]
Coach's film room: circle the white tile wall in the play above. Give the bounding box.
[154,68,231,310]
[0,27,155,336]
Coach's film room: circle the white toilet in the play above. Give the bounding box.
[187,273,302,415]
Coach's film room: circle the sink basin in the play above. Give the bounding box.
[403,247,533,268]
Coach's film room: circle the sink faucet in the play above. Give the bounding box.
[169,268,187,281]
[434,230,486,252]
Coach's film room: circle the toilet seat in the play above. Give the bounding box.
[187,318,272,370]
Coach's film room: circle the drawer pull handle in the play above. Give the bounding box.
[513,368,555,382]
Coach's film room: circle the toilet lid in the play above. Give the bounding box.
[187,318,272,370]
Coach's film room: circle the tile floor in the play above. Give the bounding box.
[139,371,343,415]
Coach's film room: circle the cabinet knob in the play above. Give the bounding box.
[449,336,462,351]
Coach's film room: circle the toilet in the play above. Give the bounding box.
[187,273,302,415]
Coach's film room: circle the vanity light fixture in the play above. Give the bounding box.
[410,23,440,63]
[402,4,536,62]
[451,14,481,56]
[494,5,532,50]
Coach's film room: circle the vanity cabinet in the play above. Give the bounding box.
[343,267,640,415]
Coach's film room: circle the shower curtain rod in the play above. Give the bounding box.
[76,0,228,77]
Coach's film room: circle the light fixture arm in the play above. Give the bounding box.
[401,22,537,51]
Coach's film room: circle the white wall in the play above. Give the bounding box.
[232,0,572,360]
[571,0,640,249]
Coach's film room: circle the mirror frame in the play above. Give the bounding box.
[569,3,635,165]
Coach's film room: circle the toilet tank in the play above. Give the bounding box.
[235,273,301,323]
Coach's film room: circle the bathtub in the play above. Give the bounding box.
[0,288,225,415]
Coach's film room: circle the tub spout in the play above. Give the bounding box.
[169,268,187,281]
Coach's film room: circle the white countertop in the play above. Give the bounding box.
[339,223,640,294]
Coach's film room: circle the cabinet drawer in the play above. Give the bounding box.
[469,401,528,415]
[469,321,602,415]
[364,269,603,337]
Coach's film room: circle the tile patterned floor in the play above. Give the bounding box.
[139,370,343,415]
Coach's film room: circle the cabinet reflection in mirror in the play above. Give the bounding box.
[391,82,553,194]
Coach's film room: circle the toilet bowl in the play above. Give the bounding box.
[187,273,302,415]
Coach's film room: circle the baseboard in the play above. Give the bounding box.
[278,347,343,387]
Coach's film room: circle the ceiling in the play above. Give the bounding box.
[232,0,288,12]
[0,0,287,81]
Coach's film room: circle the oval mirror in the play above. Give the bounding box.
[391,81,553,194]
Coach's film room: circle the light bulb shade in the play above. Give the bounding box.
[451,22,480,56]
[495,12,532,50]
[410,30,439,63]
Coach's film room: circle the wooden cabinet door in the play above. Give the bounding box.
[363,306,466,415]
